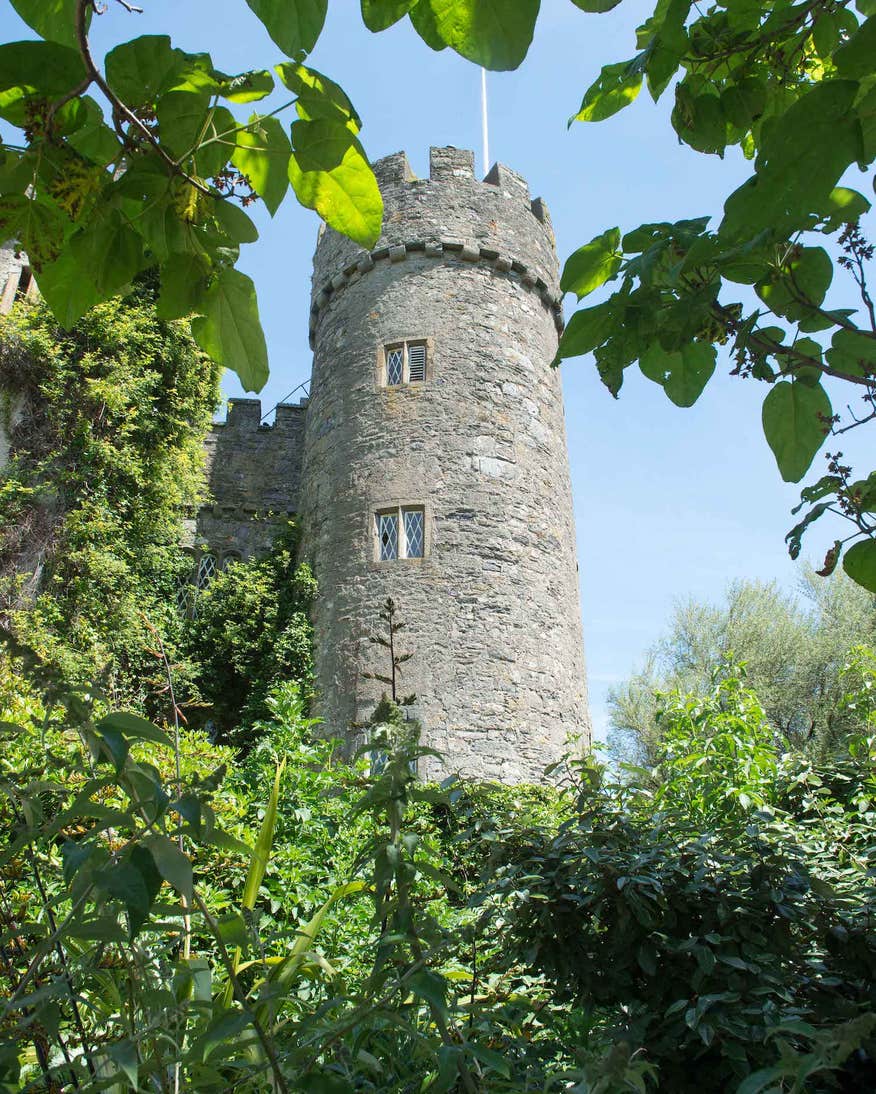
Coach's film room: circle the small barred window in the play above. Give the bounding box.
[376,506,426,561]
[382,341,427,386]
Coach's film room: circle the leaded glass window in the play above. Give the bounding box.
[377,512,399,561]
[385,346,403,386]
[196,552,217,590]
[376,507,426,561]
[175,573,191,615]
[404,508,424,558]
[383,341,428,385]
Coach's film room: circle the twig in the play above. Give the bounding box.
[72,0,212,196]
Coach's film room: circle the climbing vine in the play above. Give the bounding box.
[0,280,220,704]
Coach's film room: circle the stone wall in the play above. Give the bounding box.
[299,146,590,783]
[193,397,307,560]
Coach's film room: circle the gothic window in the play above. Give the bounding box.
[382,341,427,386]
[376,506,426,561]
[221,551,242,569]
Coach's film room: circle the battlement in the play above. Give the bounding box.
[215,397,308,433]
[370,147,552,227]
[201,397,307,534]
[310,146,562,348]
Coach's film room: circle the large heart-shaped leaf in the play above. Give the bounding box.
[761,380,832,482]
[191,268,269,392]
[288,119,383,247]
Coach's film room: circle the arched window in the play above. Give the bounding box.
[221,551,242,570]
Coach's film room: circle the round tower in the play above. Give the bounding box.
[298,146,589,782]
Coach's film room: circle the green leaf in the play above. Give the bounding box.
[211,198,259,243]
[156,90,212,161]
[105,35,188,108]
[66,96,121,166]
[817,186,872,231]
[99,859,152,938]
[232,115,292,215]
[61,841,94,885]
[0,41,87,124]
[720,77,766,129]
[288,119,383,247]
[572,60,643,124]
[191,268,269,392]
[157,253,211,319]
[145,835,193,902]
[242,762,283,911]
[34,251,100,327]
[276,63,362,132]
[408,968,447,1013]
[825,328,876,378]
[569,0,623,10]
[9,0,88,49]
[833,16,876,78]
[673,88,727,154]
[556,300,615,360]
[812,13,839,58]
[640,341,716,406]
[216,69,275,103]
[720,81,861,239]
[423,0,539,70]
[761,380,832,482]
[245,0,328,56]
[467,1042,511,1077]
[70,208,143,297]
[0,195,67,271]
[561,228,622,299]
[361,0,415,30]
[409,0,448,49]
[755,246,833,321]
[106,1040,139,1089]
[98,712,172,747]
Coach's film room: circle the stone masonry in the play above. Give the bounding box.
[298,148,590,782]
[0,147,591,782]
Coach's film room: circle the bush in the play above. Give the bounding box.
[182,523,317,740]
[492,670,876,1091]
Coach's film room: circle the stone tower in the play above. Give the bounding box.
[298,147,589,782]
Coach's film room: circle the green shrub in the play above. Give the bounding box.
[182,523,316,740]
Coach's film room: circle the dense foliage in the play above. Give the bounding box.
[0,286,220,705]
[3,622,875,1091]
[182,523,317,740]
[609,571,876,761]
[492,668,876,1091]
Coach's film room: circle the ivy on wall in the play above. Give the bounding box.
[0,278,221,705]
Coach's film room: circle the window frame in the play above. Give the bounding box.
[373,504,427,563]
[379,339,430,387]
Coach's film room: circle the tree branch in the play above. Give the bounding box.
[73,0,212,196]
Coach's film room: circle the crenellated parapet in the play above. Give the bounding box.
[308,147,564,349]
[195,397,308,559]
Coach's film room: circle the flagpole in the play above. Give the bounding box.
[480,67,490,175]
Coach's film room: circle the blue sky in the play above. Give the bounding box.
[3,0,872,741]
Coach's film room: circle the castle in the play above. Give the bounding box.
[1,147,590,783]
